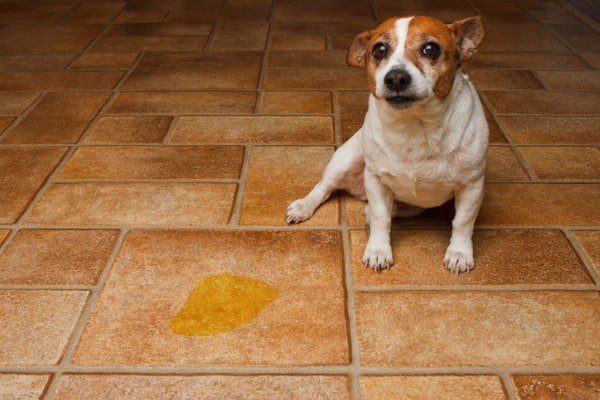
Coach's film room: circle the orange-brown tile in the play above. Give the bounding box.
[0,290,88,365]
[581,53,600,69]
[72,230,348,366]
[2,92,109,144]
[470,70,544,90]
[337,91,369,142]
[170,116,333,144]
[524,2,582,24]
[501,116,600,144]
[0,230,118,285]
[70,53,138,69]
[90,36,208,53]
[273,21,371,34]
[107,91,257,114]
[0,230,8,245]
[270,34,326,50]
[537,71,600,91]
[263,69,367,90]
[0,12,65,24]
[0,54,74,71]
[227,0,272,6]
[483,104,507,143]
[268,50,348,68]
[108,23,213,36]
[0,92,39,116]
[469,52,590,70]
[260,91,332,114]
[0,374,50,399]
[64,1,126,23]
[487,146,529,181]
[356,291,600,366]
[0,25,103,55]
[478,183,600,225]
[485,91,600,115]
[360,376,507,400]
[550,24,600,53]
[58,146,244,180]
[573,231,600,276]
[331,35,354,51]
[472,0,536,22]
[345,196,450,227]
[0,147,67,224]
[127,0,223,12]
[481,23,570,52]
[0,72,123,91]
[210,22,269,50]
[519,147,599,180]
[54,374,351,399]
[241,146,339,226]
[115,11,169,23]
[0,117,13,134]
[25,183,236,227]
[351,229,592,286]
[275,1,374,23]
[121,52,262,90]
[83,116,172,144]
[0,2,76,13]
[512,374,600,400]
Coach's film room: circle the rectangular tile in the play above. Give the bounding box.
[83,116,172,144]
[512,374,600,400]
[0,230,8,245]
[0,375,49,399]
[468,52,590,70]
[0,25,103,55]
[0,92,39,115]
[0,54,74,71]
[2,92,109,144]
[274,1,374,23]
[263,69,367,90]
[0,117,13,134]
[470,70,544,90]
[64,1,126,23]
[70,53,138,69]
[0,290,88,365]
[485,91,600,115]
[582,53,600,69]
[486,146,529,181]
[210,22,269,51]
[90,36,208,53]
[107,23,213,36]
[25,183,236,226]
[345,196,450,227]
[0,71,123,91]
[58,146,244,180]
[268,50,348,68]
[170,116,333,144]
[72,230,348,366]
[574,231,600,277]
[525,1,581,24]
[481,23,570,52]
[351,229,592,286]
[259,91,331,114]
[356,291,600,366]
[273,21,370,34]
[0,147,67,223]
[537,71,600,91]
[0,230,118,285]
[241,146,339,226]
[472,0,536,22]
[115,11,169,23]
[484,104,507,143]
[337,91,369,142]
[270,34,326,50]
[500,116,600,144]
[0,12,65,24]
[550,24,600,53]
[519,147,599,180]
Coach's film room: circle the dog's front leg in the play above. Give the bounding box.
[444,176,484,274]
[362,169,394,271]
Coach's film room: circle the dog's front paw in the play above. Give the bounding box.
[362,242,393,272]
[286,199,314,224]
[444,245,474,274]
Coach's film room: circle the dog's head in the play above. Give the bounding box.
[348,16,484,109]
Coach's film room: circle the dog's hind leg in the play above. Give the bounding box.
[286,130,365,224]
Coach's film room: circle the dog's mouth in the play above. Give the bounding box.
[385,96,418,108]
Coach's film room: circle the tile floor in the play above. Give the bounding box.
[0,0,598,399]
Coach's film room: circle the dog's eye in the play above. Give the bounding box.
[372,42,388,61]
[421,42,441,60]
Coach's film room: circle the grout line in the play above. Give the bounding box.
[75,92,120,144]
[354,285,599,292]
[367,0,379,22]
[0,91,45,143]
[562,228,600,287]
[112,52,145,92]
[500,373,518,400]
[161,115,179,144]
[52,179,241,184]
[531,70,551,91]
[228,145,251,226]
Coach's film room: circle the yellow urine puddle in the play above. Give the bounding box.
[171,272,278,336]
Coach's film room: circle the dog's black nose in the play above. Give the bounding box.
[384,69,412,92]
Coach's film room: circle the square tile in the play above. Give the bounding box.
[58,146,244,180]
[0,374,50,399]
[519,147,600,180]
[0,72,124,91]
[485,91,600,115]
[0,230,118,285]
[468,52,590,70]
[25,183,237,227]
[574,231,600,277]
[356,291,600,366]
[0,54,74,71]
[470,70,544,90]
[70,53,138,69]
[72,230,348,366]
[0,92,39,116]
[337,91,369,142]
[0,290,88,365]
[486,146,529,181]
[536,71,600,91]
[270,34,326,50]
[83,116,172,144]
[0,25,103,55]
[500,116,600,144]
[241,146,339,226]
[259,91,332,114]
[512,374,600,400]
[263,69,367,90]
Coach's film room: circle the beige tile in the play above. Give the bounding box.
[54,374,351,399]
[263,69,367,90]
[0,92,39,115]
[70,53,138,69]
[241,146,339,226]
[0,72,123,91]
[0,290,88,365]
[485,91,600,115]
[171,116,333,144]
[345,196,450,227]
[210,22,268,50]
[356,291,600,366]
[2,92,109,144]
[107,91,257,114]
[260,91,332,114]
[360,376,507,400]
[58,146,244,180]
[481,23,570,52]
[470,70,544,90]
[121,52,262,90]
[64,1,126,23]
[0,54,74,71]
[0,230,118,285]
[469,52,590,70]
[26,183,236,227]
[90,36,208,53]
[115,11,169,23]
[268,50,348,68]
[72,230,348,366]
[487,147,529,181]
[537,71,600,91]
[574,231,600,276]
[500,116,600,144]
[512,374,600,400]
[337,91,369,142]
[351,229,592,286]
[0,25,103,55]
[519,147,600,180]
[0,374,50,399]
[478,183,600,226]
[270,34,326,50]
[0,230,8,245]
[83,116,172,144]
[0,147,67,224]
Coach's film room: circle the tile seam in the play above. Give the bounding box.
[562,228,600,287]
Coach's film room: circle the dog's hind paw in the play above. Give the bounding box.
[286,199,314,224]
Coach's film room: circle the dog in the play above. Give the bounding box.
[286,15,488,274]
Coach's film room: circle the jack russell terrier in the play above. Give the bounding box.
[287,15,488,274]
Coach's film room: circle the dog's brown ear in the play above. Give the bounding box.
[449,16,484,63]
[347,30,371,67]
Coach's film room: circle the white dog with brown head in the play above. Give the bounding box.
[287,15,488,274]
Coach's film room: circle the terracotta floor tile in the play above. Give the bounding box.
[0,2,76,13]
[0,230,118,285]
[210,23,269,50]
[25,183,236,227]
[537,71,600,91]
[573,231,600,276]
[550,24,600,53]
[0,290,88,365]
[263,68,367,90]
[90,36,208,53]
[107,91,257,114]
[0,25,103,55]
[486,146,529,181]
[524,2,582,24]
[64,1,126,24]
[519,147,599,180]
[472,0,536,22]
[0,230,8,245]
[469,52,590,70]
[356,291,600,367]
[82,116,172,144]
[121,52,262,90]
[170,116,333,144]
[269,50,348,68]
[351,229,592,286]
[581,53,600,69]
[0,374,50,399]
[500,116,600,144]
[481,23,570,52]
[272,21,370,34]
[0,54,74,71]
[127,0,223,12]
[108,23,213,36]
[54,374,351,399]
[259,91,331,114]
[2,92,109,144]
[0,72,123,91]
[360,376,507,400]
[241,146,339,226]
[70,53,138,69]
[345,196,450,227]
[72,230,348,365]
[483,104,507,143]
[274,2,374,23]
[470,70,544,90]
[337,91,369,142]
[0,117,13,134]
[115,11,169,23]
[331,35,354,51]
[228,0,273,7]
[512,374,600,400]
[270,34,326,50]
[0,147,67,224]
[0,92,39,115]
[58,146,244,180]
[485,91,600,115]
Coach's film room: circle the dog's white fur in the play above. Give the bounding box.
[287,16,488,274]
